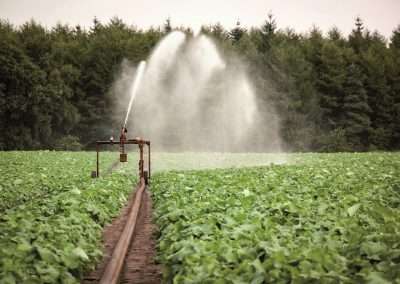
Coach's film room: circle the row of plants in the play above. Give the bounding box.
[151,153,400,283]
[0,151,136,283]
[0,151,118,212]
[149,152,288,172]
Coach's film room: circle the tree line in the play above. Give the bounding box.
[0,16,399,151]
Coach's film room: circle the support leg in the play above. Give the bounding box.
[96,143,100,177]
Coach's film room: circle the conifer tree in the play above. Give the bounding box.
[349,17,365,53]
[362,40,393,149]
[389,25,400,148]
[260,13,277,52]
[317,41,346,129]
[343,63,371,150]
[390,25,400,49]
[229,20,246,43]
[164,18,172,33]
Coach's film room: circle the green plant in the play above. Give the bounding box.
[151,153,400,283]
[0,151,135,283]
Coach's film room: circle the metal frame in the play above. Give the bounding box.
[94,138,151,182]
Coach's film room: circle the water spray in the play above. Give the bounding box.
[123,60,146,130]
[92,60,151,184]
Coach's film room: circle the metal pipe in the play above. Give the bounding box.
[139,143,144,178]
[96,143,99,177]
[99,178,146,284]
[95,139,150,145]
[148,142,151,180]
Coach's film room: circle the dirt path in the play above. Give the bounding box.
[83,188,161,284]
[120,190,161,283]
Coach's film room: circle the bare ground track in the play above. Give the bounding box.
[83,179,161,284]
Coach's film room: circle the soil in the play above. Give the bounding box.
[83,188,161,284]
[120,190,162,283]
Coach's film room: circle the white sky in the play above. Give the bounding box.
[0,0,399,38]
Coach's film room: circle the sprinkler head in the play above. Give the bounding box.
[120,127,127,141]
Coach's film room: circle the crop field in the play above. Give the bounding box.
[151,153,400,283]
[0,152,400,283]
[0,152,136,283]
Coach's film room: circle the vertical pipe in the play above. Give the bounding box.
[96,143,99,177]
[148,142,151,180]
[139,143,144,179]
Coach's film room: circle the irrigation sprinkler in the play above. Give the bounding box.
[92,127,151,184]
[93,126,151,284]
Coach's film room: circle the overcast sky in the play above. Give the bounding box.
[0,0,399,38]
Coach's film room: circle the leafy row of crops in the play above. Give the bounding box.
[149,152,287,172]
[0,152,116,212]
[151,153,400,283]
[0,151,135,284]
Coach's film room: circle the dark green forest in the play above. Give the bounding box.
[1,16,399,151]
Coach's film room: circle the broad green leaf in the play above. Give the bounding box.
[72,247,89,261]
[347,203,361,216]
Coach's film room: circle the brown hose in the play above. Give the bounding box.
[99,178,146,284]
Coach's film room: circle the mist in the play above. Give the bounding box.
[111,31,283,153]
